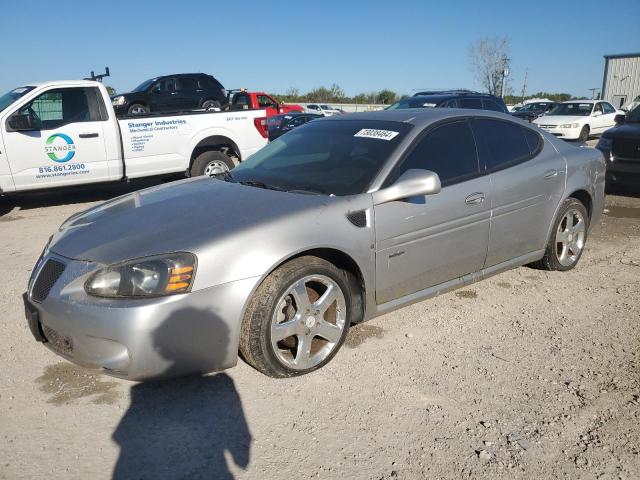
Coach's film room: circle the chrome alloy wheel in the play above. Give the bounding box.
[555,208,586,267]
[270,275,347,370]
[130,105,147,115]
[203,160,230,176]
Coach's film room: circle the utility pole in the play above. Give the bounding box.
[520,69,528,103]
[588,88,600,100]
[500,56,510,99]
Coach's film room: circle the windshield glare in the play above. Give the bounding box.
[231,120,412,196]
[132,79,156,93]
[0,86,35,112]
[548,103,593,116]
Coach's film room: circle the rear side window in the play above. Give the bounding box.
[391,120,479,187]
[482,99,505,112]
[460,97,483,109]
[177,78,198,90]
[472,119,540,172]
[602,102,616,114]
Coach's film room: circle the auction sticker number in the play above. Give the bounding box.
[354,129,399,141]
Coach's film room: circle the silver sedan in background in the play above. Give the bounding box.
[24,109,605,380]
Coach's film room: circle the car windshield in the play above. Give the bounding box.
[626,104,640,122]
[548,103,593,116]
[231,120,413,196]
[521,103,547,111]
[131,78,156,92]
[0,86,35,112]
[387,97,438,110]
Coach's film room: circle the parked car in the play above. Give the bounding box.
[111,73,227,115]
[305,104,342,116]
[596,104,640,189]
[24,108,605,380]
[230,90,303,117]
[533,100,622,142]
[511,102,557,122]
[387,90,508,113]
[267,112,322,141]
[0,80,267,196]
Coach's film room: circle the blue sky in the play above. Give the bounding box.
[1,0,638,98]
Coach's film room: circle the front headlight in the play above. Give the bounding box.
[560,123,580,128]
[111,96,126,106]
[596,137,613,151]
[85,253,197,298]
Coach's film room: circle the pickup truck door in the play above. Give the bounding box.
[2,86,111,191]
[0,133,14,192]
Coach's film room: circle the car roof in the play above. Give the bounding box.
[562,100,597,104]
[319,108,515,128]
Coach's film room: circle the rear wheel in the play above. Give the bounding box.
[202,99,221,110]
[190,150,235,176]
[577,125,590,142]
[530,198,589,271]
[239,256,352,377]
[127,103,149,115]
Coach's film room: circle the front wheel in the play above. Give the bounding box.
[530,198,589,271]
[239,256,353,378]
[577,125,590,142]
[127,103,149,115]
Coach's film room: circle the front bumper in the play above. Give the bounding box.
[24,253,260,381]
[536,125,581,139]
[605,156,640,186]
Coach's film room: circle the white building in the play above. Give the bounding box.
[601,53,640,109]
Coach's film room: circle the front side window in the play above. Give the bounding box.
[232,120,412,196]
[389,120,479,187]
[602,102,616,114]
[257,95,275,108]
[17,87,100,129]
[472,119,539,172]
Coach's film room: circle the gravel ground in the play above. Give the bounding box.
[1,174,639,479]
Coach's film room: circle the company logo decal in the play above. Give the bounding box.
[45,133,76,162]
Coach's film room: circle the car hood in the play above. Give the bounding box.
[534,115,585,125]
[602,122,640,139]
[48,177,338,264]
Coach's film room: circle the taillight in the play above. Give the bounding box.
[254,117,268,138]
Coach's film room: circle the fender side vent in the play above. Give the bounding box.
[346,210,368,228]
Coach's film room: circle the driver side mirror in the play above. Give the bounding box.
[373,169,441,205]
[7,112,39,131]
[614,114,626,124]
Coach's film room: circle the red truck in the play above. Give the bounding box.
[229,90,303,117]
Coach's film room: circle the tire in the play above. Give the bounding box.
[239,256,354,378]
[577,125,590,142]
[127,103,149,115]
[530,198,589,271]
[190,150,235,177]
[202,99,221,110]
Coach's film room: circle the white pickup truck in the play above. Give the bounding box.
[0,80,268,195]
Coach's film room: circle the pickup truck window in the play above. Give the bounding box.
[257,95,275,108]
[233,93,251,107]
[0,86,35,113]
[18,87,104,129]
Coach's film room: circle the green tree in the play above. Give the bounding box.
[377,89,397,104]
[105,85,116,96]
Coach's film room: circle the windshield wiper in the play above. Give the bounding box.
[238,180,286,192]
[287,186,334,196]
[212,170,235,182]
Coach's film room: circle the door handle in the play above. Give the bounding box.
[544,169,558,178]
[79,132,99,138]
[465,193,485,205]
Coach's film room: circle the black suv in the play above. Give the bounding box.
[596,104,640,190]
[111,73,226,115]
[387,90,508,113]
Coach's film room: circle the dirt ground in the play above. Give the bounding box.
[1,175,639,479]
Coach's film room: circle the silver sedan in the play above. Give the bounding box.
[24,109,606,380]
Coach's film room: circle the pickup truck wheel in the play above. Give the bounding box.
[190,151,235,176]
[530,198,589,271]
[202,100,221,111]
[578,125,590,142]
[239,256,352,378]
[128,103,149,115]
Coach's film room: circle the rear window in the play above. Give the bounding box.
[232,120,413,196]
[472,119,541,172]
[459,97,483,109]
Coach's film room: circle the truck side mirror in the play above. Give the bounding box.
[7,112,39,131]
[614,114,626,125]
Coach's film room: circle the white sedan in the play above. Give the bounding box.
[305,104,342,116]
[533,100,622,141]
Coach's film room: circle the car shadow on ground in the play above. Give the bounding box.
[0,176,182,217]
[112,307,252,480]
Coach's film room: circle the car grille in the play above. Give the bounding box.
[42,324,74,356]
[613,138,640,160]
[538,124,557,129]
[31,259,66,303]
